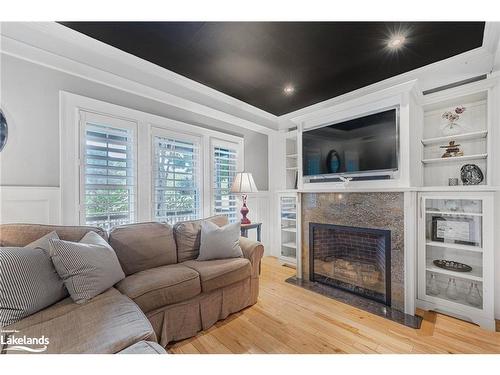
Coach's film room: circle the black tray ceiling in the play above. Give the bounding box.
[60,22,485,116]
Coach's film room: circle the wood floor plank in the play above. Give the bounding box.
[169,256,500,354]
[417,310,437,337]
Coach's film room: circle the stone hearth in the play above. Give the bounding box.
[301,192,405,312]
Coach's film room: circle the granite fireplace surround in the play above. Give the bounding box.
[301,192,405,312]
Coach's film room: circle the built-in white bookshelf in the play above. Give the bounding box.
[285,131,299,191]
[421,88,490,188]
[279,194,298,267]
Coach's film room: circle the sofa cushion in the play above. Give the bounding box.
[116,264,201,313]
[0,224,107,247]
[109,222,177,275]
[182,258,252,293]
[5,288,121,331]
[3,288,156,354]
[49,232,125,304]
[174,215,228,262]
[118,340,167,354]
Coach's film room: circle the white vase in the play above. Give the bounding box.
[441,121,464,136]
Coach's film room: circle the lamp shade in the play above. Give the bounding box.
[230,172,258,193]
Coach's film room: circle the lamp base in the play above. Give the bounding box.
[240,194,251,224]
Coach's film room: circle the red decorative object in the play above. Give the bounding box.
[230,172,259,224]
[240,194,251,224]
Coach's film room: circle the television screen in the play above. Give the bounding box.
[302,108,398,177]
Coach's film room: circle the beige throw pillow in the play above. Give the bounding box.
[197,221,242,261]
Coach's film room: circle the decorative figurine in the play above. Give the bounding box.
[461,164,484,185]
[440,141,463,158]
[441,105,466,135]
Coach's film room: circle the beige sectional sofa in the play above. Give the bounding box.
[0,215,264,354]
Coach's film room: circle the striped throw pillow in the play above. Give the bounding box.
[0,232,68,327]
[49,231,125,304]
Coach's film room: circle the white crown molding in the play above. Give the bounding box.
[0,22,278,135]
[286,80,422,126]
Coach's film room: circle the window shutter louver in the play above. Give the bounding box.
[153,135,201,224]
[213,146,238,222]
[84,123,135,230]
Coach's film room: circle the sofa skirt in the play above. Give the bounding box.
[147,276,260,347]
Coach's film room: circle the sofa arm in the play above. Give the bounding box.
[239,237,264,277]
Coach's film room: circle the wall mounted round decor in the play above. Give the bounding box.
[460,164,483,185]
[326,149,341,173]
[0,109,8,152]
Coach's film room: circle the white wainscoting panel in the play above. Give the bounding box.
[0,186,61,225]
[242,192,271,255]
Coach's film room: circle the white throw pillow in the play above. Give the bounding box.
[197,221,243,261]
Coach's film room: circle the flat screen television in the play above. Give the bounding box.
[302,108,399,179]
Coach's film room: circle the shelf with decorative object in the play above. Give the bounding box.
[417,192,494,330]
[421,130,488,146]
[425,258,483,282]
[421,85,491,188]
[421,154,487,165]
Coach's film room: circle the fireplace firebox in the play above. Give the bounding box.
[309,223,391,306]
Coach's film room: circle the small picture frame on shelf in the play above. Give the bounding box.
[431,216,478,246]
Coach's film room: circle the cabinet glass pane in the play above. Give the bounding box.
[425,213,482,248]
[425,199,482,215]
[426,271,483,309]
[426,245,483,279]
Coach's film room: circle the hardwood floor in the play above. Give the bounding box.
[168,256,500,354]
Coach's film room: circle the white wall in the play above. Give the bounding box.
[0,54,269,190]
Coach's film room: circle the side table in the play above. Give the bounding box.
[240,222,262,242]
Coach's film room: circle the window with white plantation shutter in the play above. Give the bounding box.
[83,118,136,231]
[153,133,201,224]
[212,144,239,222]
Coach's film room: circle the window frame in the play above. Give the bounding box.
[150,126,203,224]
[210,137,244,220]
[61,92,245,228]
[78,110,138,229]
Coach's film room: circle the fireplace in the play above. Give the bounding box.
[309,223,391,306]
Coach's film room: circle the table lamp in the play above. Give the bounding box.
[230,172,258,224]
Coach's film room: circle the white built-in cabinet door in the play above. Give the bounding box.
[416,191,495,330]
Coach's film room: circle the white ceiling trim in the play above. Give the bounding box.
[0,22,278,135]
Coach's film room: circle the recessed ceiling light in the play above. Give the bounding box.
[283,84,295,96]
[387,34,406,49]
